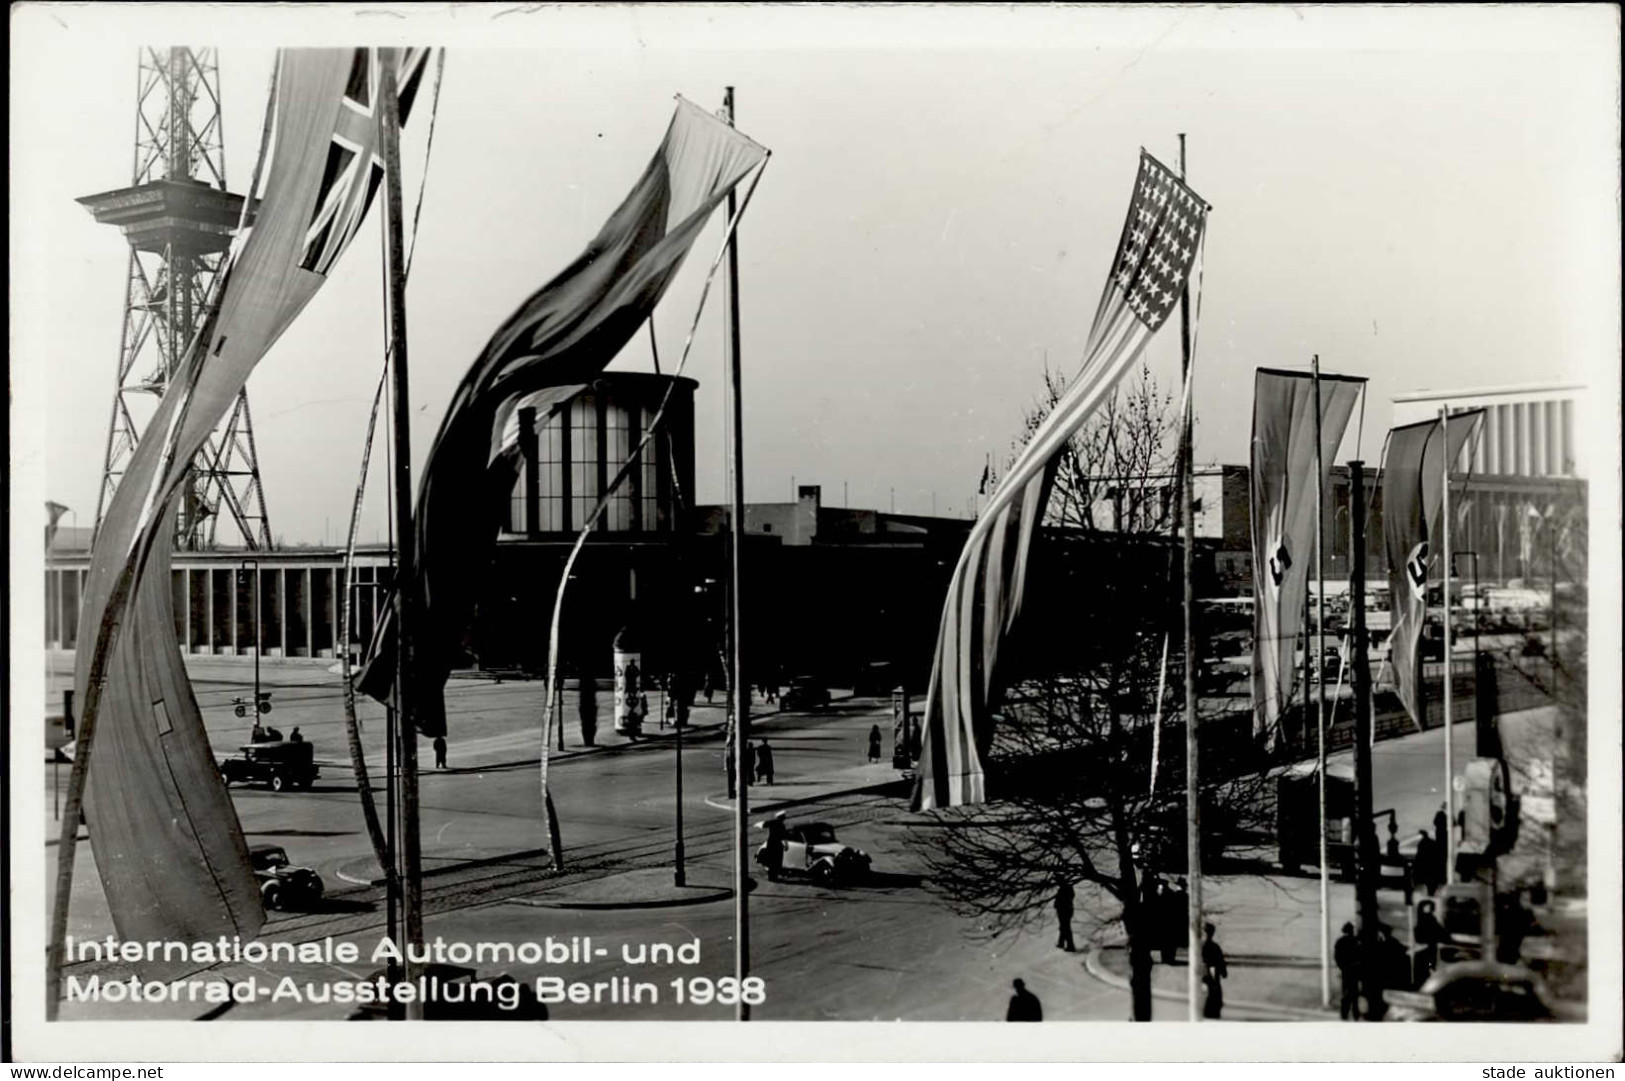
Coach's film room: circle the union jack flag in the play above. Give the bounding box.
[299,47,430,276]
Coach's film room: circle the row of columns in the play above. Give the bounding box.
[1468,399,1575,479]
[44,563,393,660]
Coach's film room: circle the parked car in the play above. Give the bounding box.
[349,963,547,1021]
[248,843,324,910]
[220,740,319,791]
[779,678,831,712]
[755,820,871,885]
[1384,961,1563,1022]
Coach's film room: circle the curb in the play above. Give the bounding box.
[1081,942,1337,1022]
[702,776,909,816]
[509,885,736,911]
[311,718,735,775]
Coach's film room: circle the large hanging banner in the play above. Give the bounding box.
[1248,367,1364,749]
[72,48,427,947]
[356,98,768,737]
[1381,410,1484,728]
[914,150,1209,810]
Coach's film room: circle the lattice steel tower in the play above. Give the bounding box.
[80,47,273,551]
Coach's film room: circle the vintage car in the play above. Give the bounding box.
[348,963,548,1021]
[1384,960,1567,1022]
[220,740,319,791]
[779,678,831,712]
[755,820,872,885]
[248,843,324,911]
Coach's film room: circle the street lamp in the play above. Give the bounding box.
[1451,551,1482,660]
[240,559,260,718]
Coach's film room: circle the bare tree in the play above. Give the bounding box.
[915,365,1271,1022]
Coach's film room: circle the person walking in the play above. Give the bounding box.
[756,739,775,785]
[433,734,447,770]
[703,670,715,705]
[867,724,883,763]
[1414,900,1445,986]
[1414,829,1439,896]
[1005,978,1042,1021]
[1161,878,1189,965]
[744,739,757,787]
[725,737,738,800]
[1201,922,1228,1019]
[1053,877,1076,952]
[762,811,788,882]
[1334,922,1361,1020]
[289,727,304,743]
[1433,803,1451,885]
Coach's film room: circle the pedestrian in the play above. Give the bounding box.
[867,724,882,763]
[763,811,788,881]
[725,740,738,800]
[1433,803,1450,883]
[756,739,775,785]
[1160,878,1188,965]
[1376,923,1408,1002]
[288,727,304,743]
[1201,922,1228,1019]
[433,734,447,770]
[1414,829,1439,896]
[745,739,757,786]
[250,721,268,744]
[1385,818,1401,861]
[1005,978,1042,1022]
[1053,877,1076,952]
[1414,900,1444,985]
[1334,922,1361,1020]
[703,671,715,705]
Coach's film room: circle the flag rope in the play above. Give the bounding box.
[535,155,773,866]
[339,47,448,888]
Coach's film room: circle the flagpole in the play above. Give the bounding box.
[722,85,752,1023]
[1440,406,1455,879]
[379,56,426,1020]
[1312,353,1330,1007]
[1178,133,1203,1023]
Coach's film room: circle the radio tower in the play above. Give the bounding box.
[79,47,272,551]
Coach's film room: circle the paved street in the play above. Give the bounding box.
[47,654,1132,1022]
[44,652,1576,1023]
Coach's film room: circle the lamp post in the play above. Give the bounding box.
[240,558,260,713]
[1451,551,1482,660]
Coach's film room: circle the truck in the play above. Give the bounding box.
[1276,766,1356,879]
[220,740,320,792]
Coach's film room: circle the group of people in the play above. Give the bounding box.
[724,737,776,798]
[1333,919,1419,1020]
[698,667,783,707]
[1409,803,1454,897]
[1140,873,1192,965]
[1047,873,1225,1018]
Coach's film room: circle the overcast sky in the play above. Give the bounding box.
[12,3,1619,546]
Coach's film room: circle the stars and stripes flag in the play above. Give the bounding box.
[914,150,1209,810]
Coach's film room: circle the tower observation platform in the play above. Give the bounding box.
[82,47,273,552]
[77,177,249,258]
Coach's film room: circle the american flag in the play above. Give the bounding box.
[1096,151,1209,341]
[299,47,429,276]
[914,150,1209,809]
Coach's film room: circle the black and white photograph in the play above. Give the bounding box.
[7,1,1621,1064]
